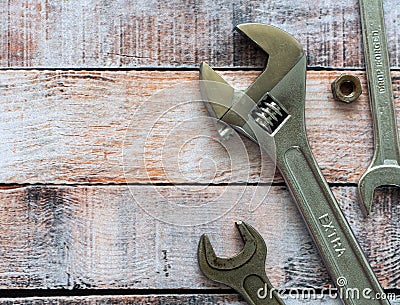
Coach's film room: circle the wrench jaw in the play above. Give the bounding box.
[198,222,288,305]
[358,165,400,214]
[235,23,305,104]
[236,22,306,133]
[199,62,236,123]
[200,23,307,151]
[199,66,259,142]
[197,221,266,286]
[240,54,308,162]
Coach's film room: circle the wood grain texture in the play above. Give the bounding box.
[3,295,399,305]
[1,69,398,184]
[0,295,383,305]
[1,0,400,68]
[0,185,398,289]
[2,0,400,301]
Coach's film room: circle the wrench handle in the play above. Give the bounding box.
[241,274,285,305]
[278,144,389,305]
[359,0,400,163]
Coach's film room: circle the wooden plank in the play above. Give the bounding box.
[0,295,379,305]
[0,185,398,289]
[0,69,394,184]
[0,0,399,68]
[4,294,399,305]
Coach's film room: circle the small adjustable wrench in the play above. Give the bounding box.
[200,24,389,305]
[358,0,400,213]
[198,221,285,305]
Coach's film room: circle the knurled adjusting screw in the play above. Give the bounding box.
[331,74,362,103]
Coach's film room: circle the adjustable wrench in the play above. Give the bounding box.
[358,0,400,213]
[200,24,389,305]
[198,221,285,305]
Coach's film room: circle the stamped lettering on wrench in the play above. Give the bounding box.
[319,214,346,257]
[372,30,386,93]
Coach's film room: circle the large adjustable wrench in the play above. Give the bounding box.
[200,24,389,305]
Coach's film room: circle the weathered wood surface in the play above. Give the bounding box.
[3,295,399,305]
[0,185,399,289]
[1,0,400,68]
[0,295,378,305]
[2,69,399,184]
[1,0,400,300]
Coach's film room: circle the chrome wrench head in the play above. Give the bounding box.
[200,23,306,151]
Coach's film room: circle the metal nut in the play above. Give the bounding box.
[331,74,362,103]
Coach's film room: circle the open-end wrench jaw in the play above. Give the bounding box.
[358,165,400,214]
[198,222,286,305]
[198,221,266,285]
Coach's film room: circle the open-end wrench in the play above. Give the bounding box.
[200,24,389,305]
[358,0,400,214]
[198,221,285,305]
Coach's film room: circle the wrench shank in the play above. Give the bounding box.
[359,0,400,164]
[278,144,388,305]
[250,56,389,304]
[242,274,285,305]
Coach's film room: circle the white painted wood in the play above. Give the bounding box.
[0,0,399,68]
[0,185,398,289]
[0,70,389,184]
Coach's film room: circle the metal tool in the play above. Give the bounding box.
[358,0,400,214]
[198,221,285,305]
[200,23,389,305]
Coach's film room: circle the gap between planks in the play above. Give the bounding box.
[0,293,399,305]
[2,294,395,305]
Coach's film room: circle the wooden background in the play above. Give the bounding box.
[1,0,400,304]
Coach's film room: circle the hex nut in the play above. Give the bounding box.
[331,74,362,103]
